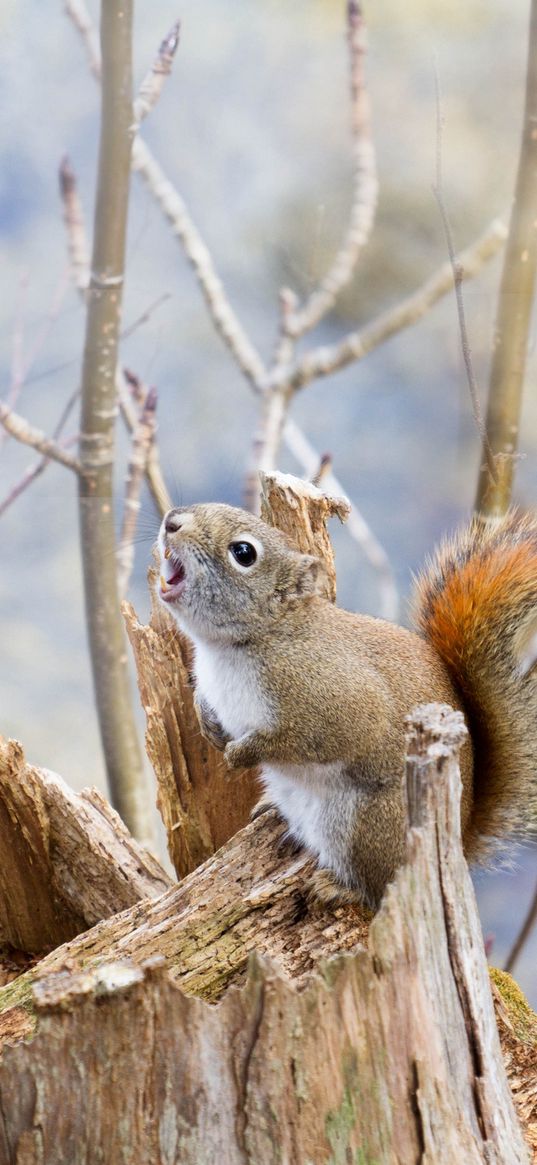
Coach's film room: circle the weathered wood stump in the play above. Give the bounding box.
[0,473,534,1162]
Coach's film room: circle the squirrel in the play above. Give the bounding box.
[157,502,537,909]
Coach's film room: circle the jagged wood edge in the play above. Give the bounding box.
[0,736,172,954]
[0,706,532,1161]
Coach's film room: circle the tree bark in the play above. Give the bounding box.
[0,736,171,954]
[0,705,532,1163]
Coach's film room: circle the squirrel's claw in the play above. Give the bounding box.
[194,697,230,752]
[250,796,276,821]
[307,868,365,911]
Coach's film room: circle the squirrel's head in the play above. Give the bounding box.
[157,503,327,644]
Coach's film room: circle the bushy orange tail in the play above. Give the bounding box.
[413,510,537,859]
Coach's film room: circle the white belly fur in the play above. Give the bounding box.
[262,762,360,883]
[193,639,270,740]
[193,638,359,881]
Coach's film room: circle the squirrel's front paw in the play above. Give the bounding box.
[224,736,257,770]
[194,697,230,752]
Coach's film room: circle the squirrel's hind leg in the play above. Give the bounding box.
[307,868,369,910]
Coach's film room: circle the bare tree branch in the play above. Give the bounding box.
[0,402,82,473]
[0,384,80,518]
[286,0,378,339]
[131,138,267,388]
[64,0,100,80]
[117,386,158,597]
[133,20,181,129]
[271,217,507,395]
[475,0,537,515]
[117,370,172,517]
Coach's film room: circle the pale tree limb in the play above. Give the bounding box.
[77,0,151,842]
[132,137,267,388]
[270,216,508,395]
[0,388,80,517]
[285,0,378,339]
[117,369,172,517]
[0,436,78,519]
[0,402,82,473]
[133,20,181,129]
[475,0,537,515]
[117,386,158,598]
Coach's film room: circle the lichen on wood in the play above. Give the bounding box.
[0,704,532,1162]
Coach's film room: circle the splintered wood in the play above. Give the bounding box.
[0,736,171,953]
[0,703,533,1162]
[0,473,534,1163]
[260,469,350,602]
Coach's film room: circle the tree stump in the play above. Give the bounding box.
[0,473,534,1162]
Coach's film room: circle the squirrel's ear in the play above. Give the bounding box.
[293,553,328,597]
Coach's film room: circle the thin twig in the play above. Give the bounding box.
[504,877,537,974]
[133,20,181,129]
[431,65,497,491]
[0,401,82,473]
[121,293,171,340]
[269,217,507,395]
[64,0,101,80]
[0,434,79,519]
[117,387,158,596]
[59,156,90,293]
[117,369,172,516]
[286,0,378,338]
[0,386,80,517]
[283,418,398,620]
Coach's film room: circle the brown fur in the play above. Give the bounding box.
[159,502,537,906]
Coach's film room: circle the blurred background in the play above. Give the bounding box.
[0,0,535,999]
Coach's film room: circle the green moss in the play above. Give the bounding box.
[489,967,537,1044]
[0,970,35,1017]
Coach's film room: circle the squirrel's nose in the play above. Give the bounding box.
[164,511,182,534]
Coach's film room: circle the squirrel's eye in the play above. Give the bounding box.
[229,541,257,568]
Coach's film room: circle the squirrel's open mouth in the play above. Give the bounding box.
[159,553,186,602]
